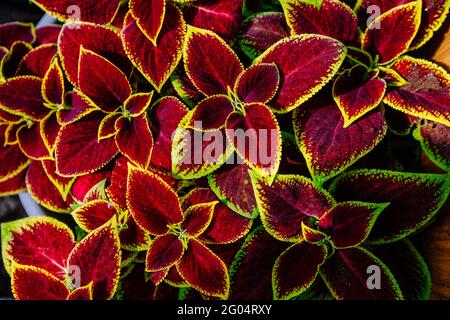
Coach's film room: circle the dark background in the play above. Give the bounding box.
[0,0,43,24]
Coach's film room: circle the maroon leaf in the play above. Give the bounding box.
[256,35,346,113]
[225,103,281,176]
[16,43,57,78]
[320,247,403,299]
[235,63,280,104]
[183,0,244,43]
[414,121,450,171]
[333,66,387,126]
[1,216,74,279]
[146,234,184,272]
[129,0,166,44]
[282,0,358,43]
[72,200,118,232]
[229,227,289,300]
[78,48,131,112]
[252,174,335,241]
[293,100,387,184]
[384,56,450,127]
[208,162,258,219]
[26,161,71,212]
[30,0,121,24]
[127,166,183,235]
[238,12,290,60]
[318,202,388,249]
[67,220,121,300]
[55,112,119,177]
[177,239,229,298]
[182,188,252,244]
[184,26,244,96]
[58,22,128,86]
[362,1,421,64]
[187,95,234,131]
[0,76,46,120]
[121,4,186,91]
[273,242,327,299]
[12,264,69,300]
[149,96,188,172]
[0,22,35,48]
[115,115,153,169]
[330,169,450,243]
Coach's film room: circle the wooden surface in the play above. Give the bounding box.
[420,21,450,300]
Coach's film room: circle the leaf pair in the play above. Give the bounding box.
[2,217,121,300]
[56,48,154,176]
[126,166,251,298]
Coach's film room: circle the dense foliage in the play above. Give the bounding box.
[0,0,449,300]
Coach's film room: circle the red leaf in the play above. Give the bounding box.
[121,4,186,91]
[115,115,153,169]
[149,96,188,172]
[177,239,229,298]
[282,0,358,43]
[293,100,387,183]
[67,283,93,300]
[146,234,184,272]
[225,103,281,176]
[67,220,121,300]
[0,125,30,182]
[41,112,62,152]
[384,56,450,127]
[78,48,131,112]
[187,95,234,131]
[0,168,27,196]
[182,202,217,237]
[0,76,47,120]
[12,264,69,300]
[235,63,280,104]
[105,157,129,210]
[35,25,61,45]
[252,174,335,241]
[273,242,327,299]
[238,12,289,60]
[26,161,71,212]
[127,166,183,235]
[208,162,258,219]
[333,67,387,127]
[1,216,74,279]
[256,35,346,113]
[318,202,388,249]
[184,0,244,43]
[30,0,121,24]
[42,59,64,106]
[182,188,252,244]
[55,112,119,176]
[2,42,32,79]
[330,169,450,243]
[70,170,110,203]
[0,22,35,48]
[17,123,51,160]
[58,22,129,86]
[124,92,154,117]
[57,91,97,125]
[16,43,57,78]
[184,26,244,96]
[72,200,118,232]
[41,159,75,200]
[362,2,421,64]
[321,247,403,299]
[129,0,166,44]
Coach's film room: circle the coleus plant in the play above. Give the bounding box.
[0,0,449,301]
